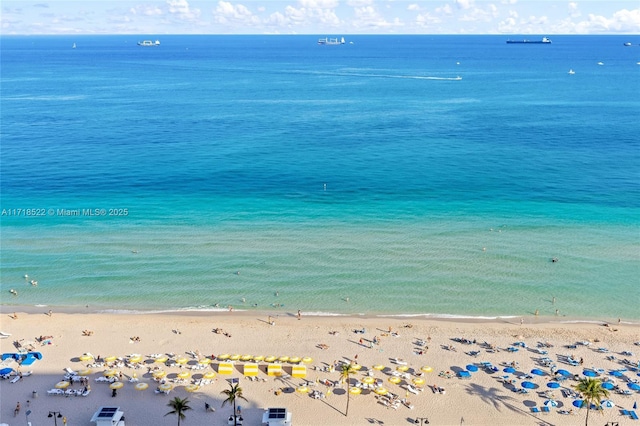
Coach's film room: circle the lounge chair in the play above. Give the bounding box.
[531,407,540,413]
[541,407,550,413]
[630,411,639,420]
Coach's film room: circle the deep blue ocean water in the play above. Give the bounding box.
[1,35,639,318]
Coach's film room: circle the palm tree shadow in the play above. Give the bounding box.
[465,382,555,426]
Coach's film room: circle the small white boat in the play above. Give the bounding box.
[568,69,575,75]
[72,43,76,49]
[138,40,160,47]
[597,62,604,66]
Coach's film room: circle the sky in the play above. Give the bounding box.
[1,0,639,35]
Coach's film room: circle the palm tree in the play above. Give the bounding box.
[339,362,357,417]
[573,377,610,426]
[221,382,248,426]
[165,396,191,426]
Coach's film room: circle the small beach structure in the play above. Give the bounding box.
[261,407,292,426]
[291,365,307,378]
[91,406,125,426]
[267,364,283,377]
[243,363,259,377]
[218,362,234,375]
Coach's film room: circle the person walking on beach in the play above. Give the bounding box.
[14,402,20,416]
[297,310,301,320]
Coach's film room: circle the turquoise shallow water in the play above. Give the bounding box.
[1,35,639,318]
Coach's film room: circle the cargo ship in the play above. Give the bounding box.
[506,37,551,44]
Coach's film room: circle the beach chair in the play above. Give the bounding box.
[630,411,639,420]
[530,407,540,413]
[458,371,471,379]
[541,407,550,413]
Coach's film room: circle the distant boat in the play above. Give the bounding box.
[623,42,632,46]
[318,37,345,45]
[597,62,604,66]
[506,37,551,44]
[72,43,76,49]
[568,69,575,75]
[138,40,160,47]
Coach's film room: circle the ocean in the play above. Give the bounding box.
[1,35,639,319]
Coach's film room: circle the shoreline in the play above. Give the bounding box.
[3,303,639,326]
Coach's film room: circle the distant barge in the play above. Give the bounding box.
[506,37,552,44]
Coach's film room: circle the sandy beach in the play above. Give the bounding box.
[1,310,638,426]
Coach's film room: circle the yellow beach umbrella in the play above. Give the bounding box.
[135,382,149,391]
[104,355,117,362]
[388,376,401,384]
[374,387,388,395]
[110,381,124,390]
[217,353,230,360]
[55,381,70,389]
[203,371,216,379]
[289,356,301,364]
[265,356,277,363]
[349,387,362,395]
[185,384,200,393]
[158,383,173,392]
[352,364,362,371]
[198,358,212,365]
[362,376,376,385]
[152,370,167,379]
[104,369,118,377]
[230,354,241,361]
[302,357,313,364]
[78,369,92,376]
[177,371,191,379]
[396,365,409,372]
[413,377,426,386]
[175,357,188,365]
[155,356,168,363]
[372,364,385,371]
[79,354,94,362]
[129,355,143,363]
[278,356,290,363]
[253,355,265,362]
[421,366,433,373]
[296,385,309,393]
[241,355,252,361]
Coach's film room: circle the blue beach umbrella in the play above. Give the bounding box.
[628,383,640,391]
[466,364,478,372]
[521,381,537,389]
[504,367,516,374]
[610,370,623,377]
[544,399,558,408]
[582,370,597,377]
[531,369,545,376]
[572,400,585,408]
[601,382,614,390]
[546,382,560,389]
[556,369,572,377]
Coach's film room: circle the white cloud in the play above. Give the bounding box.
[214,1,259,25]
[574,8,640,33]
[455,0,474,10]
[568,2,580,18]
[166,0,200,21]
[407,4,420,12]
[130,5,163,16]
[436,4,453,15]
[300,0,339,8]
